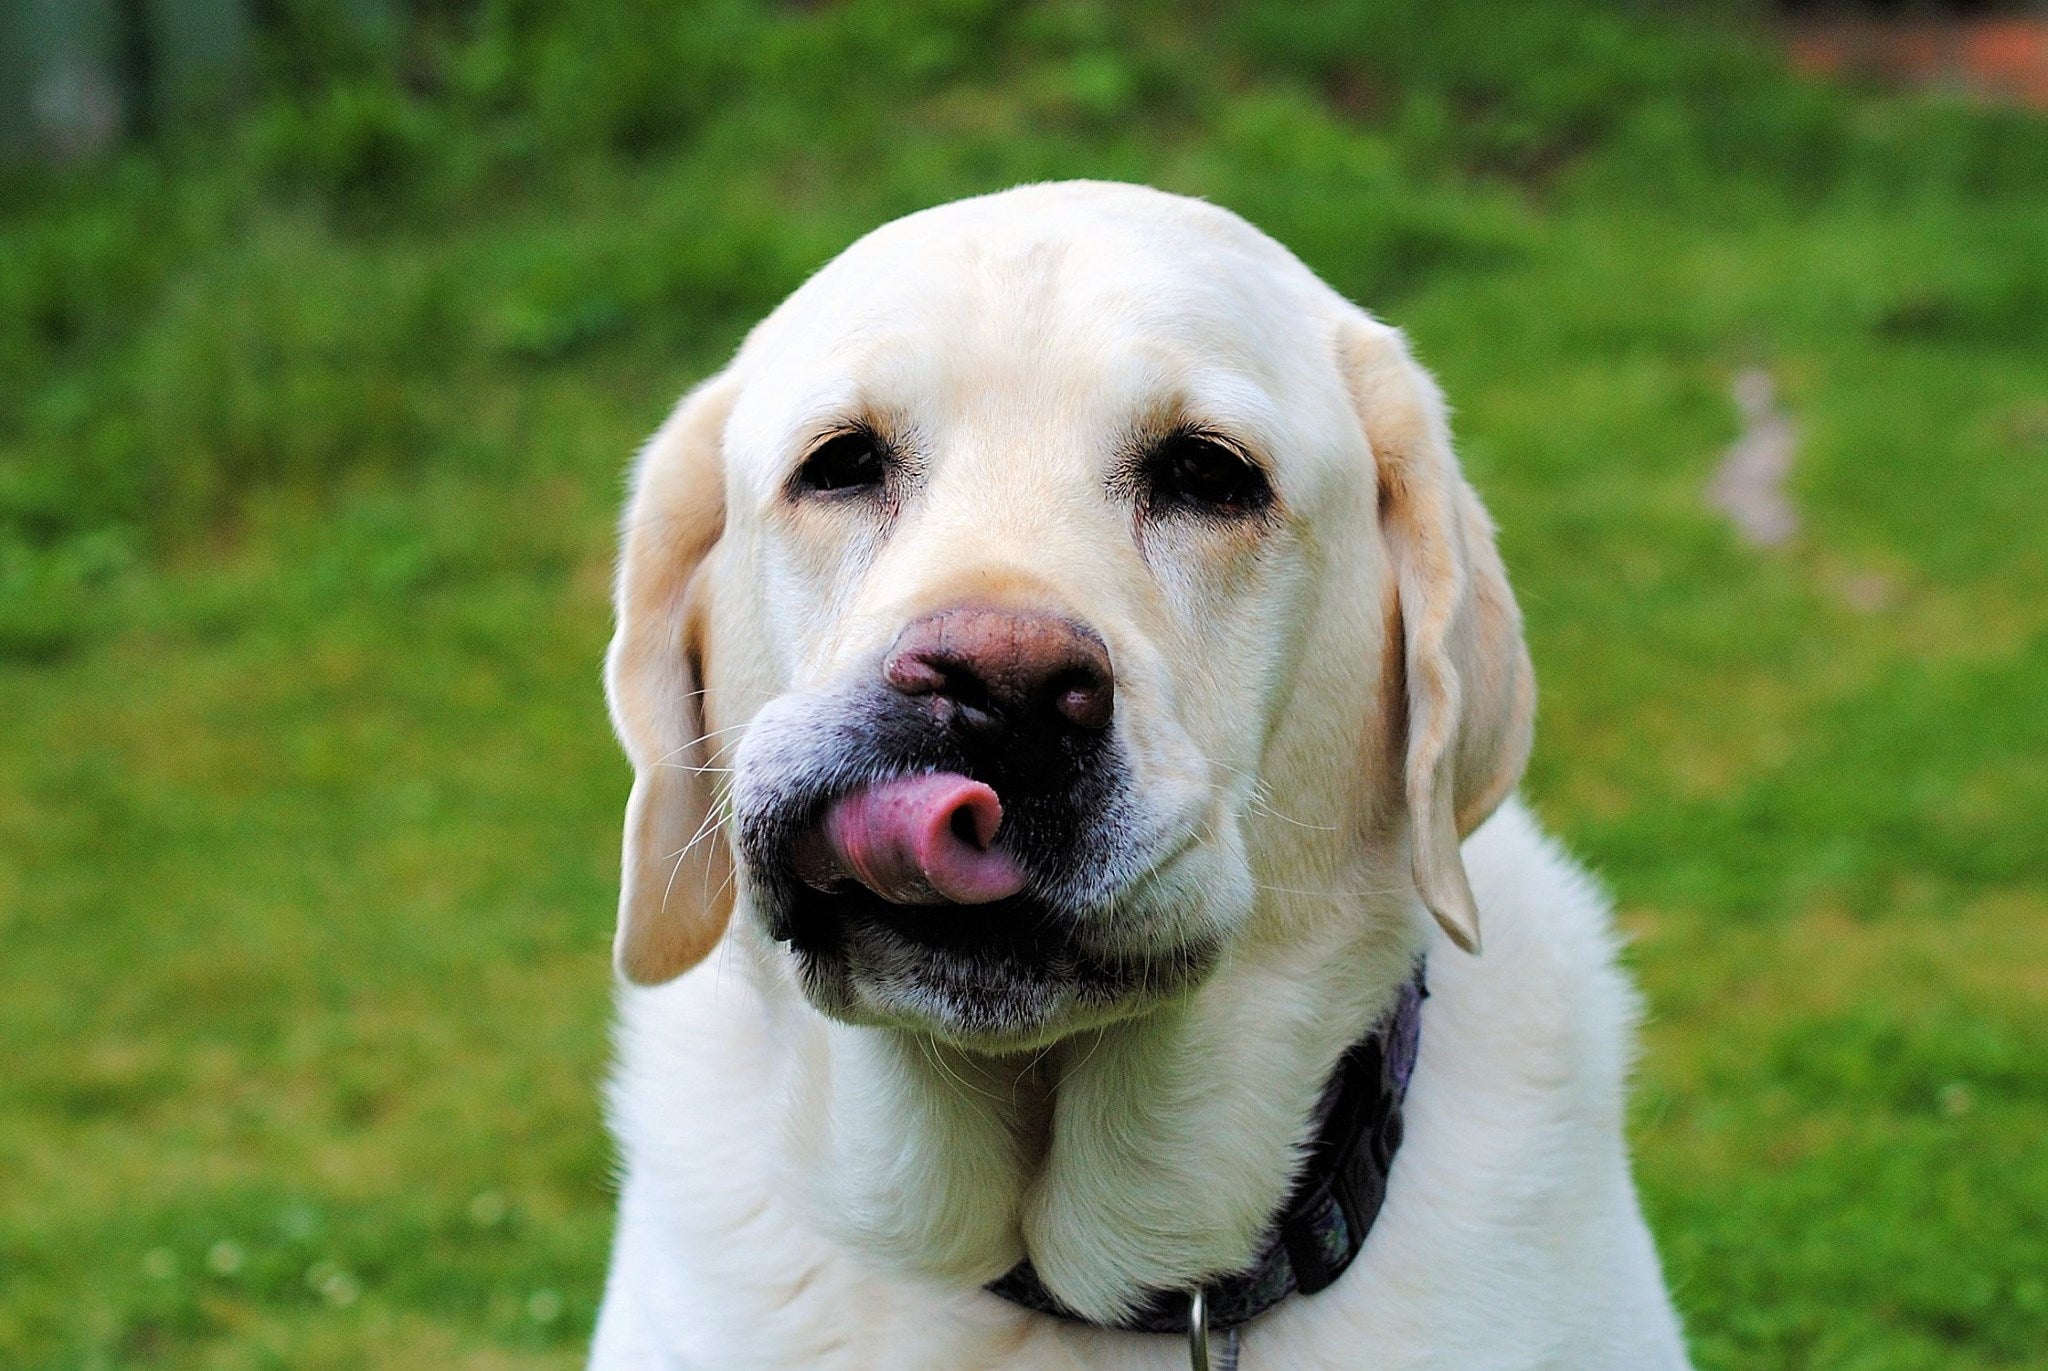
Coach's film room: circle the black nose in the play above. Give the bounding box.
[882,606,1114,734]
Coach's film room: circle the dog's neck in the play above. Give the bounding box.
[766,871,1426,1325]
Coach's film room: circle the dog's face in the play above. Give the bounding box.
[607,183,1532,1051]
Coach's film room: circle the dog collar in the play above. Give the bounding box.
[987,969,1426,1338]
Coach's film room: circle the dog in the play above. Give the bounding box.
[589,182,1690,1369]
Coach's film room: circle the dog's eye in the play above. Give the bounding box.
[1143,432,1272,517]
[793,430,888,496]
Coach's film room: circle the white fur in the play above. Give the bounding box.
[595,802,1687,1367]
[591,184,1689,1368]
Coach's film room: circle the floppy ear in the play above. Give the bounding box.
[604,373,740,985]
[1342,319,1534,954]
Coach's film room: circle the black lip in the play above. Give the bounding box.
[780,881,1220,1044]
[780,877,1067,959]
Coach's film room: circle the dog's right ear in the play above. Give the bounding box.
[604,373,740,985]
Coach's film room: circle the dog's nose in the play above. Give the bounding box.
[883,606,1114,733]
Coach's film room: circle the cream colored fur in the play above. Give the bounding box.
[591,182,1689,1369]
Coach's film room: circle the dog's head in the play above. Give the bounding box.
[606,183,1531,1050]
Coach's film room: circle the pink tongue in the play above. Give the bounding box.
[803,773,1026,906]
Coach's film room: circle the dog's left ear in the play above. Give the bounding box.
[1342,318,1534,953]
[604,372,740,985]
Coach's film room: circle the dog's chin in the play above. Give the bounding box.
[773,888,1218,1053]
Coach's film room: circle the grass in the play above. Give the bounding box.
[2,2,2044,1366]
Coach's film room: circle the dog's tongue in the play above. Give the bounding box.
[801,773,1025,906]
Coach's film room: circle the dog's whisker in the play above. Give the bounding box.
[1057,1023,1112,1089]
[658,846,691,915]
[647,720,755,768]
[919,1034,1006,1107]
[1251,879,1412,900]
[1208,759,1339,833]
[1248,800,1340,833]
[661,790,737,868]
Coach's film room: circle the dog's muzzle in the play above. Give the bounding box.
[731,605,1210,1045]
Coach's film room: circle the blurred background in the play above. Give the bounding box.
[2,1,2044,1367]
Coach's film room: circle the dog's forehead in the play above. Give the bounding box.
[786,184,1328,349]
[726,184,1347,469]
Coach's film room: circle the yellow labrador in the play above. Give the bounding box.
[592,182,1689,1369]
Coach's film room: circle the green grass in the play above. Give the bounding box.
[2,3,2044,1366]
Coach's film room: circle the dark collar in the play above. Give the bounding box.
[988,969,1427,1336]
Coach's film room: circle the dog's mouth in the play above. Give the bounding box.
[747,770,1213,1048]
[776,878,1211,1049]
